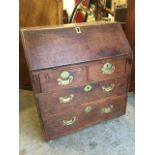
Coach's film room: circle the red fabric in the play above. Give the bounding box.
[74,0,89,23]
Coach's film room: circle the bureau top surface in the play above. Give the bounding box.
[20,22,132,71]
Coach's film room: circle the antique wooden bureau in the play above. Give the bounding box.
[20,22,133,141]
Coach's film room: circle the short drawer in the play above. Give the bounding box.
[36,76,128,117]
[37,66,87,93]
[42,95,127,140]
[88,59,126,82]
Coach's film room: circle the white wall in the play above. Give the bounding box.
[63,0,75,17]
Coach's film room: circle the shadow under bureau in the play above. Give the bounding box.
[20,22,133,141]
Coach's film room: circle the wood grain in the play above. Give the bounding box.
[88,59,126,82]
[36,76,128,117]
[20,22,133,141]
[123,0,135,91]
[20,23,133,70]
[42,95,127,140]
[38,66,87,93]
[19,0,63,27]
[32,58,129,93]
[19,0,63,89]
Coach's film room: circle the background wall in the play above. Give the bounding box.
[63,0,74,17]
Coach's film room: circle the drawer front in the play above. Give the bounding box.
[88,59,126,82]
[43,95,127,140]
[36,76,128,117]
[38,66,87,93]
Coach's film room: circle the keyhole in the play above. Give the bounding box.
[105,63,112,69]
[75,27,81,33]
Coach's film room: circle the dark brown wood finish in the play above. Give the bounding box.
[43,95,127,140]
[20,22,133,141]
[88,59,127,81]
[21,22,132,70]
[32,58,130,93]
[123,0,135,91]
[38,66,87,93]
[36,76,128,117]
[19,37,31,89]
[43,95,126,127]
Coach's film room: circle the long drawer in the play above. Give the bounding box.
[36,76,128,117]
[42,95,127,140]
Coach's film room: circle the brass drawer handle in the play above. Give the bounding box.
[62,116,77,126]
[102,83,115,92]
[100,105,114,114]
[84,85,93,92]
[57,71,73,86]
[101,62,115,75]
[59,94,74,104]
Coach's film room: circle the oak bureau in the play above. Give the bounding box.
[20,22,133,141]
